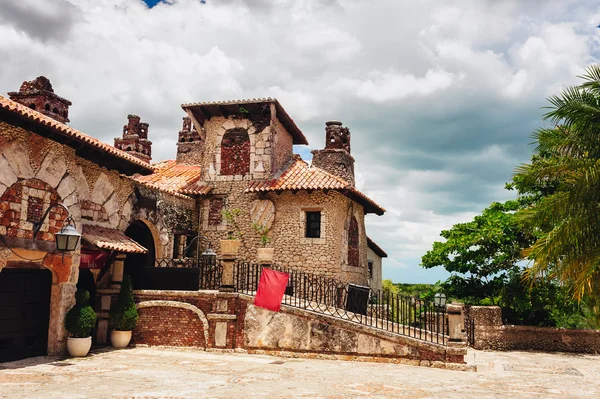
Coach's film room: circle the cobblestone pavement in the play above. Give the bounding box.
[1,347,599,398]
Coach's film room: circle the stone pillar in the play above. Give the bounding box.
[110,254,126,289]
[446,303,467,347]
[47,282,77,355]
[219,255,236,292]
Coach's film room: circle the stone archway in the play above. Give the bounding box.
[124,220,157,288]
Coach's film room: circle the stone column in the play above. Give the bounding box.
[110,254,126,289]
[219,255,236,292]
[48,282,77,355]
[446,303,467,346]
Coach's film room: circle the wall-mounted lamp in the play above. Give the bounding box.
[32,203,81,252]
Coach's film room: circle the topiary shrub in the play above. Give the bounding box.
[110,275,139,331]
[65,289,97,338]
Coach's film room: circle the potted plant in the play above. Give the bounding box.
[252,222,274,263]
[65,289,97,357]
[220,207,243,256]
[110,275,139,348]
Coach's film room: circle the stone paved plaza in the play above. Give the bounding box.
[0,347,599,398]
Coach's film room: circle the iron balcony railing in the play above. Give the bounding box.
[233,261,448,345]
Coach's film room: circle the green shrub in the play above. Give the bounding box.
[65,289,96,338]
[110,275,138,331]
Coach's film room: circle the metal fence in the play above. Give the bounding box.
[234,261,448,345]
[152,257,222,290]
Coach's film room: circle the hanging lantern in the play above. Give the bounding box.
[55,217,81,252]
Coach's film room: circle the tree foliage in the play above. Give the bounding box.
[421,200,534,303]
[515,65,600,300]
[110,275,139,331]
[65,290,97,338]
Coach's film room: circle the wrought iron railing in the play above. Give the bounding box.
[233,261,448,345]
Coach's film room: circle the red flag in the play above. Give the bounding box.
[254,268,289,312]
[80,249,109,269]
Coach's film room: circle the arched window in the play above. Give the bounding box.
[347,216,359,267]
[52,107,59,114]
[44,103,50,111]
[29,103,36,110]
[220,128,250,175]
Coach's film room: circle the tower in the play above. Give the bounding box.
[8,76,72,124]
[311,121,355,186]
[114,115,152,163]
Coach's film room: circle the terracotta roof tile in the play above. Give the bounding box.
[135,160,202,193]
[0,95,153,173]
[82,224,148,254]
[246,158,386,215]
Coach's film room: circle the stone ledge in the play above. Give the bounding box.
[133,289,238,298]
[207,313,237,321]
[243,349,476,371]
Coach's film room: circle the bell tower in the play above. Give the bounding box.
[311,121,355,186]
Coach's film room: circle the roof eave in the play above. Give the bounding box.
[0,107,153,176]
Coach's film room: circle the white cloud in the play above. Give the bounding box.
[0,0,598,283]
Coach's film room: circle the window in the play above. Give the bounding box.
[305,211,321,238]
[220,128,250,175]
[347,216,359,267]
[208,198,224,226]
[368,261,373,279]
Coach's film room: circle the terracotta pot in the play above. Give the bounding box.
[220,239,240,256]
[257,247,274,263]
[67,336,92,357]
[110,330,132,348]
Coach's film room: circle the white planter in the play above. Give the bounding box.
[110,330,132,348]
[66,337,92,357]
[257,247,274,263]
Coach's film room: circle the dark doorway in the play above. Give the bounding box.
[124,220,156,289]
[0,268,52,363]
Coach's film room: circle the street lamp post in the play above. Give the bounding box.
[32,203,81,252]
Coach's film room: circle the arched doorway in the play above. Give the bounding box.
[124,220,156,289]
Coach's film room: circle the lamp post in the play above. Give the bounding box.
[434,292,447,309]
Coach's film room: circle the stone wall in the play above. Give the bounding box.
[124,290,467,368]
[243,298,466,367]
[367,247,383,292]
[199,183,369,284]
[469,306,600,353]
[0,119,192,355]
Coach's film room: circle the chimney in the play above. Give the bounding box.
[311,121,355,186]
[114,114,152,163]
[8,76,72,124]
[176,116,204,165]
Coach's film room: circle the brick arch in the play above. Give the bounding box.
[135,301,209,348]
[347,216,359,267]
[220,127,250,175]
[0,178,68,242]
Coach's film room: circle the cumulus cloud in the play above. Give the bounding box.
[0,0,598,283]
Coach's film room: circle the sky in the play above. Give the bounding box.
[1,0,599,284]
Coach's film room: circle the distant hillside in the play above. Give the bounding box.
[382,280,435,298]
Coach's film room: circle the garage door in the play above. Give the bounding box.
[0,268,52,363]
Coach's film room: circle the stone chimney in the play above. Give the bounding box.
[8,76,72,124]
[176,116,204,165]
[114,114,152,163]
[311,121,355,186]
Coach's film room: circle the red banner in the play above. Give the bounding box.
[254,268,290,312]
[80,249,109,269]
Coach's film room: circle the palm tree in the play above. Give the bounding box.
[516,65,600,300]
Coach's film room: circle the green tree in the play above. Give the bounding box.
[515,65,600,300]
[421,200,534,304]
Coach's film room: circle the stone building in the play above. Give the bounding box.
[367,236,387,292]
[0,77,386,362]
[0,77,196,362]
[133,99,385,284]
